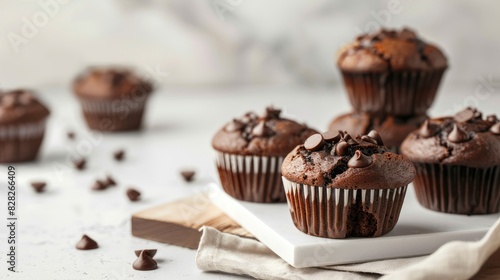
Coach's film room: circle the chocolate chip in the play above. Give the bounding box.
[448,124,470,143]
[251,121,273,137]
[360,135,378,145]
[180,170,195,182]
[262,106,281,120]
[2,94,17,108]
[335,141,349,156]
[134,249,157,258]
[225,119,244,132]
[304,133,325,152]
[419,120,438,138]
[67,131,75,140]
[491,123,500,135]
[113,150,125,161]
[240,112,258,123]
[105,175,117,187]
[75,235,98,250]
[322,131,341,143]
[454,108,475,123]
[487,115,498,123]
[367,130,384,146]
[399,28,416,40]
[133,250,158,271]
[126,188,141,201]
[31,181,46,193]
[348,150,373,168]
[91,180,107,191]
[18,91,34,105]
[74,158,86,170]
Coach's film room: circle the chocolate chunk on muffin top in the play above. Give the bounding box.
[212,107,317,156]
[337,28,447,72]
[401,107,500,168]
[73,67,153,100]
[282,130,415,189]
[0,89,50,125]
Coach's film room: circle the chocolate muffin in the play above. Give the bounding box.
[73,67,153,131]
[281,130,415,239]
[401,108,500,215]
[328,112,427,151]
[212,107,317,203]
[337,28,447,116]
[0,90,50,162]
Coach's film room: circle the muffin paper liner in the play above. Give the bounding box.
[282,177,407,239]
[413,163,500,215]
[0,120,47,162]
[342,69,445,116]
[215,152,285,203]
[79,98,147,131]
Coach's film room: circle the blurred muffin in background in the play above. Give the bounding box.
[0,90,50,162]
[73,67,153,132]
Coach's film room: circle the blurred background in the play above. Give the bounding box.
[0,0,499,89]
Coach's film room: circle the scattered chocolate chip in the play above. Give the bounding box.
[360,135,378,145]
[304,133,325,152]
[322,131,341,143]
[113,150,125,161]
[180,170,196,182]
[262,106,281,120]
[133,250,158,271]
[75,235,98,250]
[367,130,384,146]
[486,115,498,123]
[67,131,75,140]
[448,124,470,143]
[251,121,273,137]
[240,112,258,123]
[491,123,500,135]
[342,133,353,142]
[335,141,349,156]
[31,181,46,193]
[91,180,107,191]
[225,119,244,132]
[105,175,117,187]
[399,28,417,40]
[126,188,141,201]
[454,108,475,123]
[74,158,86,170]
[134,249,157,258]
[348,150,373,168]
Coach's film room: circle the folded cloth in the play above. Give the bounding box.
[196,217,500,280]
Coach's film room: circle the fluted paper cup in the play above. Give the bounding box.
[413,163,500,215]
[282,177,407,239]
[342,69,445,116]
[215,152,285,203]
[0,120,47,162]
[78,97,148,131]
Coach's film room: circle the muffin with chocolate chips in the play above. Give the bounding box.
[212,107,317,203]
[281,130,415,239]
[338,28,447,116]
[73,67,153,131]
[328,111,428,151]
[401,108,500,215]
[0,90,50,162]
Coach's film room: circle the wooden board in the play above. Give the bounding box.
[131,194,252,249]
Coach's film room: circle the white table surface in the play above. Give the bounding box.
[1,82,498,279]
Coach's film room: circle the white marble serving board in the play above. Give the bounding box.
[209,182,499,268]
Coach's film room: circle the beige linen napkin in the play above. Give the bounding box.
[196,217,500,280]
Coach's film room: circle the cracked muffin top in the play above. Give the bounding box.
[73,67,153,100]
[337,28,447,72]
[212,107,317,157]
[281,130,415,189]
[401,108,500,168]
[0,89,50,125]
